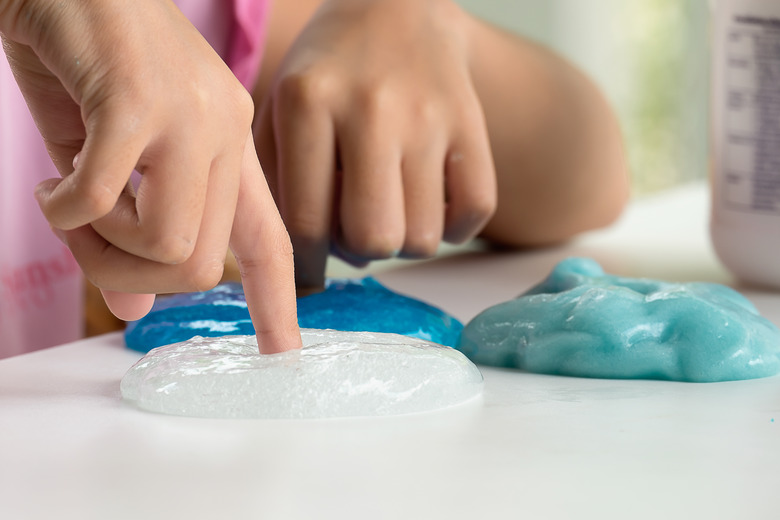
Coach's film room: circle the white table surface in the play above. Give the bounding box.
[2,183,779,520]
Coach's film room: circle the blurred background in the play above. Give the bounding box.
[457,0,710,196]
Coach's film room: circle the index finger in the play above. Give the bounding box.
[230,135,302,354]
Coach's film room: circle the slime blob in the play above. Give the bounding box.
[121,330,483,419]
[457,257,780,382]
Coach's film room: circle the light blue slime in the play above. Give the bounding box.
[125,277,463,352]
[457,257,780,382]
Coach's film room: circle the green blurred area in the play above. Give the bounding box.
[457,0,710,196]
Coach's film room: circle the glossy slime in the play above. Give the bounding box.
[121,330,483,419]
[457,257,780,382]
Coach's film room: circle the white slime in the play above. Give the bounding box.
[121,329,483,419]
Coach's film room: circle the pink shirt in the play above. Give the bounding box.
[0,0,271,358]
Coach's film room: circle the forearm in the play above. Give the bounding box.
[460,10,630,246]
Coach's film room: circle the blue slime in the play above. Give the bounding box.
[457,257,780,382]
[125,277,463,352]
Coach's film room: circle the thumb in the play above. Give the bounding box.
[100,289,156,322]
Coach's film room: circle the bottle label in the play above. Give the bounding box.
[718,9,780,215]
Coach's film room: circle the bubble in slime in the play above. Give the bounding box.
[457,257,780,382]
[124,277,463,352]
[121,330,483,419]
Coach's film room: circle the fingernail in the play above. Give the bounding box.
[72,152,81,170]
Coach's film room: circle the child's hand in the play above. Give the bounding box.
[255,0,497,289]
[1,0,301,353]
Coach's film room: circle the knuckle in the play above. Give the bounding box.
[185,84,214,125]
[345,226,404,260]
[462,190,498,228]
[402,232,440,259]
[355,83,395,119]
[447,189,497,243]
[230,86,255,128]
[144,233,196,265]
[185,256,225,293]
[235,224,295,276]
[275,228,296,259]
[274,71,335,111]
[411,98,441,130]
[264,219,296,258]
[74,182,117,220]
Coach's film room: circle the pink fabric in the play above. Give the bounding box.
[0,0,271,357]
[227,0,272,90]
[0,69,84,358]
[177,0,271,90]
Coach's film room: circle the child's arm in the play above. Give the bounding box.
[1,0,301,353]
[254,0,629,290]
[465,17,629,247]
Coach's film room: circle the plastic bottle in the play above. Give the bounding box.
[711,0,780,289]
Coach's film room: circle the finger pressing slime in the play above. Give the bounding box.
[457,257,780,382]
[124,277,463,352]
